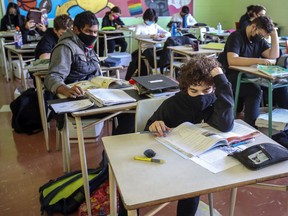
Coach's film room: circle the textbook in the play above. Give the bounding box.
[70,76,130,91]
[257,65,288,79]
[201,42,225,50]
[49,98,94,114]
[256,108,288,131]
[85,89,136,107]
[156,121,260,159]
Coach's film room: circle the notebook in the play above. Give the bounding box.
[201,43,225,50]
[133,74,179,92]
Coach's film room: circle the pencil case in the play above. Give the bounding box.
[231,143,288,170]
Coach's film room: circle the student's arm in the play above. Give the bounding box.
[39,53,51,59]
[187,14,197,26]
[101,15,112,28]
[205,68,234,132]
[261,28,279,59]
[134,24,152,39]
[155,24,171,38]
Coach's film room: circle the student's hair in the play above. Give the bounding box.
[251,5,266,15]
[54,14,73,31]
[181,6,190,15]
[251,16,274,33]
[111,6,121,14]
[246,5,254,17]
[179,55,220,91]
[143,8,158,22]
[73,11,99,30]
[6,2,20,16]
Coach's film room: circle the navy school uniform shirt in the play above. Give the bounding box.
[35,28,58,59]
[218,28,270,81]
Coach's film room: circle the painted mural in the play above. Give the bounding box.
[2,0,193,18]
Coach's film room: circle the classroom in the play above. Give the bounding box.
[0,0,288,215]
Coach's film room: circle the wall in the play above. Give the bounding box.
[0,1,287,35]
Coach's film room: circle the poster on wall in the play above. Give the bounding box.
[2,0,194,19]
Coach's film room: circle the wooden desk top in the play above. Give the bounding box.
[103,121,288,210]
[168,45,223,56]
[5,44,36,53]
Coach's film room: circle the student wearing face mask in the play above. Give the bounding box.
[98,6,127,56]
[170,5,197,28]
[134,8,170,70]
[218,16,288,128]
[1,2,25,31]
[35,14,73,60]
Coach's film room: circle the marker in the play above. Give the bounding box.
[231,138,255,147]
[133,156,165,164]
[149,79,163,83]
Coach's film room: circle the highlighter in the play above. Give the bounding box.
[133,156,165,164]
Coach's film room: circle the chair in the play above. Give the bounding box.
[134,97,215,216]
[235,22,239,31]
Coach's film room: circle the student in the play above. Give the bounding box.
[170,5,197,28]
[44,11,134,134]
[35,14,73,59]
[238,5,254,30]
[99,6,127,56]
[44,11,100,97]
[217,16,288,127]
[238,5,266,30]
[21,8,47,44]
[134,8,170,70]
[142,56,234,216]
[1,2,25,31]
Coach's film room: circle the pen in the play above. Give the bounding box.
[133,156,165,164]
[231,138,255,147]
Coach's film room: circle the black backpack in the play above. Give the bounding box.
[276,54,288,68]
[39,152,108,215]
[10,88,43,134]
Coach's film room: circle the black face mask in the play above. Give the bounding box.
[186,93,216,111]
[9,14,16,19]
[78,31,96,47]
[250,34,263,43]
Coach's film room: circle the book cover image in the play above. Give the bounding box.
[257,65,288,78]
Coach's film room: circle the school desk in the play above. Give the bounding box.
[102,120,288,216]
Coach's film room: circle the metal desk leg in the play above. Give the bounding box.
[170,50,174,78]
[7,49,14,83]
[153,45,157,74]
[109,165,117,216]
[138,41,141,76]
[208,193,214,216]
[234,72,243,117]
[75,116,92,216]
[268,82,273,137]
[18,54,27,89]
[228,188,237,216]
[35,75,49,151]
[104,34,108,57]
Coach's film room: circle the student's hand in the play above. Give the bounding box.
[108,13,114,21]
[36,23,46,32]
[115,24,121,29]
[210,67,224,77]
[57,85,84,98]
[25,20,35,29]
[149,121,171,137]
[258,58,273,66]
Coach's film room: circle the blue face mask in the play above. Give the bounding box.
[145,21,154,26]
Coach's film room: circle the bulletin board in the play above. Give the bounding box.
[2,0,194,19]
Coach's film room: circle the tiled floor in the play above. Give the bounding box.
[0,74,288,216]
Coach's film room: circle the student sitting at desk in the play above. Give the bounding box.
[134,8,170,70]
[238,5,266,30]
[0,2,25,31]
[44,11,134,135]
[99,6,127,56]
[218,16,288,127]
[35,14,73,59]
[138,56,233,216]
[170,5,197,28]
[21,8,47,44]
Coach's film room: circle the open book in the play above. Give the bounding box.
[49,98,94,114]
[257,65,288,79]
[71,76,130,91]
[156,122,260,159]
[85,89,136,107]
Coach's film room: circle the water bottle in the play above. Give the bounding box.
[182,15,188,28]
[217,22,222,34]
[14,26,23,49]
[171,23,177,37]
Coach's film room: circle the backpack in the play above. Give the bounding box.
[125,50,148,81]
[10,88,43,134]
[39,152,108,216]
[276,54,288,68]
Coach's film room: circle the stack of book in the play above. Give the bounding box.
[256,108,288,131]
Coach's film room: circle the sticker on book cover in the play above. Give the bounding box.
[248,150,269,164]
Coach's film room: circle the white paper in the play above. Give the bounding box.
[50,99,94,113]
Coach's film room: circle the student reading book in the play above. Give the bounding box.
[131,55,234,216]
[156,121,259,158]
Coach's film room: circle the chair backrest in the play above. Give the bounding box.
[135,97,167,132]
